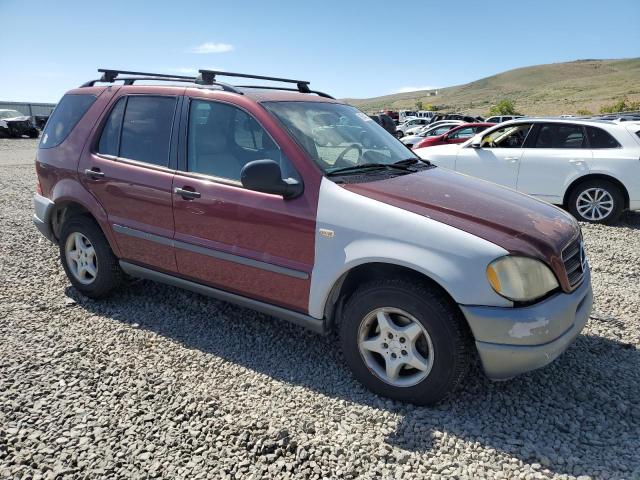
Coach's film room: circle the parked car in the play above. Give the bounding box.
[401,122,462,148]
[34,69,593,405]
[431,113,484,124]
[403,119,465,137]
[396,117,433,137]
[412,123,495,149]
[415,110,435,119]
[484,115,525,123]
[0,109,39,138]
[398,110,418,123]
[34,114,51,130]
[415,118,640,223]
[369,114,397,136]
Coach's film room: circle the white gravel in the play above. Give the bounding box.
[1,138,639,479]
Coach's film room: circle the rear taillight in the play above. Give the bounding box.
[36,178,43,195]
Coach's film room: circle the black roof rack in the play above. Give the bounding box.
[80,68,333,98]
[80,68,241,93]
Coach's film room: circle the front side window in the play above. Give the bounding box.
[40,94,96,149]
[263,101,416,173]
[586,126,621,148]
[535,123,586,149]
[481,123,533,148]
[187,99,294,182]
[449,127,475,139]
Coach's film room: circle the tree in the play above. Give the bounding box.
[425,104,435,111]
[576,109,592,116]
[488,99,518,116]
[415,100,423,111]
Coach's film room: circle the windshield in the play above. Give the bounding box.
[0,110,24,119]
[263,102,416,173]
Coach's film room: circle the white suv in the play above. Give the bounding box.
[415,119,640,223]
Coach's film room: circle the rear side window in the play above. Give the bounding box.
[586,126,621,148]
[97,96,176,167]
[534,124,586,148]
[40,94,96,149]
[98,98,126,156]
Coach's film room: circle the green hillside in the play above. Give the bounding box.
[346,58,640,116]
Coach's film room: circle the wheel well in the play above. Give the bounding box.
[323,262,458,333]
[563,174,629,210]
[51,201,93,240]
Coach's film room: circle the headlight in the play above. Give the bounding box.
[486,256,559,302]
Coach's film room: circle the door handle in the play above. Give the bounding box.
[84,168,105,179]
[569,159,585,164]
[174,187,201,200]
[504,157,519,163]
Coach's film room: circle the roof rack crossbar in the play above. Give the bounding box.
[198,70,311,94]
[98,68,196,82]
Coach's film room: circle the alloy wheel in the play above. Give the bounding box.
[576,188,614,221]
[65,232,98,285]
[357,307,434,387]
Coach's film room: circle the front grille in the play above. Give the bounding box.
[562,236,586,288]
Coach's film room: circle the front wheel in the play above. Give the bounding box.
[339,278,471,405]
[568,180,623,224]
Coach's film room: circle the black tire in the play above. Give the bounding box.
[568,179,624,224]
[59,216,124,298]
[28,130,39,138]
[339,278,471,405]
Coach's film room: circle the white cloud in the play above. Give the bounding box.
[188,42,234,54]
[394,85,438,93]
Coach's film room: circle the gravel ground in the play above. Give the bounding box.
[1,138,639,480]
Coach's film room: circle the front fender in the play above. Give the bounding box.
[308,179,512,319]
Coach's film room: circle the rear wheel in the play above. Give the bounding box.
[59,216,124,298]
[568,180,623,224]
[339,278,471,405]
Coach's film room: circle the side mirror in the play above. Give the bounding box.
[241,159,303,199]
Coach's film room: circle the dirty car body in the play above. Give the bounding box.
[33,69,592,404]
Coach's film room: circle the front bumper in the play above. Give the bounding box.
[33,194,56,242]
[460,269,593,380]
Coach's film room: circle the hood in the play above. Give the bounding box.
[342,167,580,293]
[5,115,31,122]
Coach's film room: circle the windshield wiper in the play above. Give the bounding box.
[326,162,417,177]
[394,157,432,166]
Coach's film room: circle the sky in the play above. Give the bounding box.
[1,0,639,103]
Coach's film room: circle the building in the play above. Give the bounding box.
[0,101,56,117]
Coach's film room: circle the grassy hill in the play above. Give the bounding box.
[346,58,640,116]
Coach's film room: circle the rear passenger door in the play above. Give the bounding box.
[171,98,316,313]
[517,123,592,204]
[79,93,180,272]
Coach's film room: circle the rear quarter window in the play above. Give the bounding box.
[586,126,621,148]
[40,94,96,149]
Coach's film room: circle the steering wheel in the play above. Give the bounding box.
[333,143,363,169]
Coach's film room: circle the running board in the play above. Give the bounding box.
[119,261,327,335]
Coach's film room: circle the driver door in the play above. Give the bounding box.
[454,123,533,189]
[171,98,316,312]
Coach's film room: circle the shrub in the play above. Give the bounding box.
[488,99,519,116]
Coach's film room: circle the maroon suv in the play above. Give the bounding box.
[33,69,592,404]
